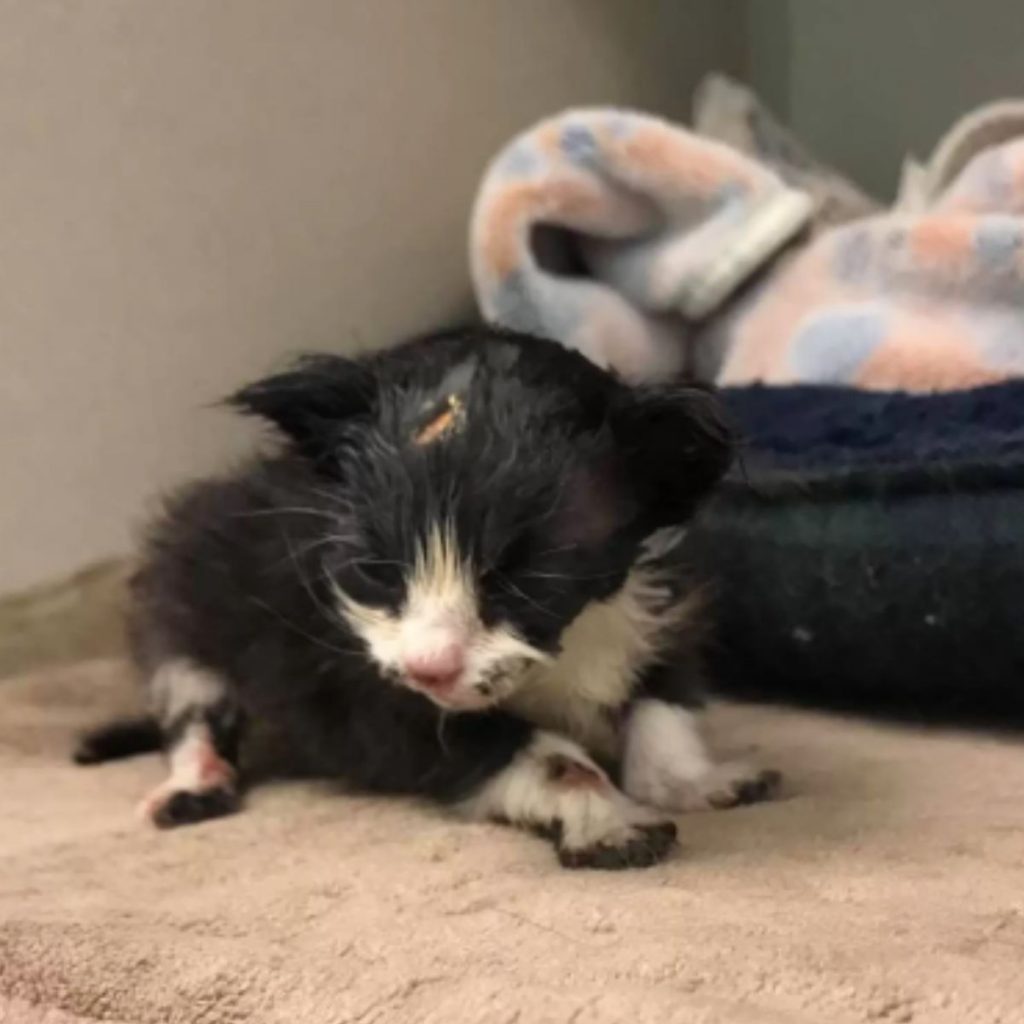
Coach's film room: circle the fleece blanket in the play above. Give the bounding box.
[471,90,1024,392]
[4,658,1024,1024]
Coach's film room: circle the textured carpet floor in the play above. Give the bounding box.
[2,659,1024,1024]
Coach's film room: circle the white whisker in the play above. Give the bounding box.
[245,595,360,661]
[280,528,353,638]
[494,574,560,619]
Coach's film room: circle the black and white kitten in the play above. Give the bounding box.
[76,327,779,869]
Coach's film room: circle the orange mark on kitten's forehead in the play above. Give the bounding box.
[413,394,465,446]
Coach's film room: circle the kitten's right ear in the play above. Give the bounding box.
[228,355,376,460]
[609,381,734,528]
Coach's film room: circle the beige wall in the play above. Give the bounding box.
[744,0,1024,197]
[0,0,739,593]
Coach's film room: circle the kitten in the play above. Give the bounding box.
[76,327,779,869]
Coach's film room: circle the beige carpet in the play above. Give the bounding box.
[2,660,1024,1024]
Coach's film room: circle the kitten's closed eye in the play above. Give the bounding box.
[335,559,404,607]
[481,534,533,588]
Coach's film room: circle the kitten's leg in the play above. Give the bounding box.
[460,730,677,869]
[74,716,162,764]
[622,659,781,813]
[139,660,245,828]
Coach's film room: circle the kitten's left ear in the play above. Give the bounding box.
[609,383,734,527]
[228,354,376,462]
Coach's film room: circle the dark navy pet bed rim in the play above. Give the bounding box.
[718,380,1024,501]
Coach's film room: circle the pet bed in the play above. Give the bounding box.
[686,381,1024,722]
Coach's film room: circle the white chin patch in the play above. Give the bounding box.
[335,524,546,707]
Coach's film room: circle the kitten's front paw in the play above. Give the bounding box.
[463,732,680,870]
[696,763,782,810]
[625,759,782,813]
[546,760,679,870]
[138,754,240,829]
[557,819,677,870]
[141,782,241,829]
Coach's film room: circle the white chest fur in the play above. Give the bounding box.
[503,566,693,757]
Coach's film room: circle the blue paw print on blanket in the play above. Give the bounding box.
[789,307,888,384]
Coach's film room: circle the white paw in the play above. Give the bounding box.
[464,732,678,870]
[622,700,781,813]
[549,780,677,869]
[138,775,239,829]
[625,758,782,813]
[556,817,678,870]
[138,720,239,829]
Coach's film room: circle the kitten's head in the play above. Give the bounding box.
[232,327,731,711]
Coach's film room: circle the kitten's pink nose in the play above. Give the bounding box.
[403,643,466,692]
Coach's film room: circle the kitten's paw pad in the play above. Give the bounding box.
[557,820,677,871]
[702,765,782,810]
[72,738,105,765]
[138,756,240,829]
[145,784,240,829]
